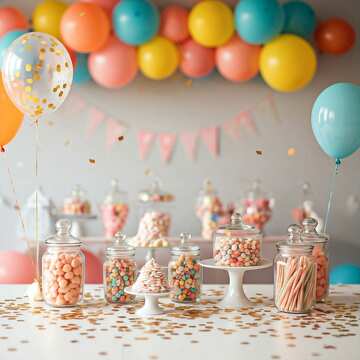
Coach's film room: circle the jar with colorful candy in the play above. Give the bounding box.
[131,179,174,248]
[101,179,129,238]
[213,213,262,267]
[169,233,202,303]
[103,232,137,304]
[63,184,91,215]
[301,218,329,302]
[274,225,316,314]
[239,180,274,231]
[42,219,85,307]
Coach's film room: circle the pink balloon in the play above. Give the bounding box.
[82,0,119,17]
[180,39,215,78]
[83,249,102,284]
[88,36,138,88]
[159,4,189,43]
[216,36,261,82]
[0,251,35,284]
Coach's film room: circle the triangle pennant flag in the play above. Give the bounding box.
[158,133,177,163]
[201,126,220,157]
[106,118,125,148]
[137,131,156,160]
[234,110,258,135]
[86,106,105,138]
[222,118,242,140]
[180,131,198,160]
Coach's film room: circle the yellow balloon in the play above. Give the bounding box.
[138,36,179,80]
[189,0,234,48]
[260,34,317,92]
[33,0,68,39]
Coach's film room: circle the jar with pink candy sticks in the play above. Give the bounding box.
[274,225,316,314]
[101,179,129,238]
[213,213,262,267]
[42,219,85,307]
[301,218,329,302]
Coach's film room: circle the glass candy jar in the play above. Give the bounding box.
[169,233,202,303]
[240,179,273,231]
[42,219,85,307]
[135,179,174,247]
[274,225,316,314]
[213,213,262,267]
[301,218,329,302]
[101,179,129,238]
[103,233,137,304]
[63,184,91,215]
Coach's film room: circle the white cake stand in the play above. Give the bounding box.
[125,287,169,316]
[200,258,272,308]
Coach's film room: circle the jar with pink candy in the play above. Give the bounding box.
[101,179,129,238]
[213,213,262,267]
[301,218,329,302]
[274,225,316,314]
[239,180,274,231]
[42,219,85,307]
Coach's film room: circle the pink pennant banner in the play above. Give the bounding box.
[201,126,220,157]
[137,131,156,160]
[236,110,258,134]
[180,131,198,160]
[86,106,105,138]
[106,118,125,148]
[159,133,177,163]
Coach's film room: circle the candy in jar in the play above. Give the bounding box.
[169,233,202,303]
[301,218,329,302]
[274,225,316,314]
[63,184,91,215]
[101,179,129,238]
[42,219,85,307]
[103,232,137,304]
[213,213,262,267]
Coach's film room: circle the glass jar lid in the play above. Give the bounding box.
[45,219,81,246]
[138,179,174,203]
[103,178,127,205]
[276,224,313,255]
[301,217,328,243]
[216,213,260,236]
[171,233,200,256]
[106,232,135,257]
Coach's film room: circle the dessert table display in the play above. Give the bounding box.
[0,284,359,360]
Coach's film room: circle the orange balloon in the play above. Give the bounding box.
[0,7,28,37]
[60,2,110,53]
[0,78,23,149]
[315,18,356,55]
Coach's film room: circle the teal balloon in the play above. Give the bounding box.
[74,53,91,84]
[330,264,360,284]
[112,0,159,45]
[311,83,360,160]
[0,30,27,68]
[235,0,284,44]
[283,1,316,38]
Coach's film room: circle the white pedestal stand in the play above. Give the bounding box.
[200,259,272,308]
[125,287,169,316]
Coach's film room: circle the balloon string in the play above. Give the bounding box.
[34,119,40,281]
[324,159,341,233]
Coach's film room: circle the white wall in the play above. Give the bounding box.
[0,0,359,266]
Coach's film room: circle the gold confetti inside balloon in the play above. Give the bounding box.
[1,32,73,118]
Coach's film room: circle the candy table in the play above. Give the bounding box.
[0,285,359,360]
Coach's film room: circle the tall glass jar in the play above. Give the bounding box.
[134,179,174,247]
[101,179,129,238]
[63,184,91,215]
[103,232,137,304]
[274,225,316,314]
[213,213,262,267]
[169,233,202,303]
[301,218,329,302]
[42,219,85,307]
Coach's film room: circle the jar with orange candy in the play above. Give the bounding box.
[301,218,329,302]
[42,219,85,307]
